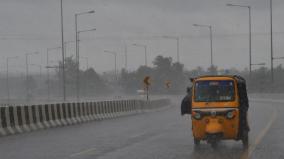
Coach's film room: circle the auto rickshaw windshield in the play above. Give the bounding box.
[194,80,235,102]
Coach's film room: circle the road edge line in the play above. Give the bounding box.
[240,108,278,159]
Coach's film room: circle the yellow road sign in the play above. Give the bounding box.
[143,76,151,86]
[165,80,171,88]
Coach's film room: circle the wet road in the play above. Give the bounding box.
[0,96,282,159]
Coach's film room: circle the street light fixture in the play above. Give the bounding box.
[226,3,252,76]
[132,43,148,66]
[74,10,95,102]
[104,50,117,80]
[251,63,266,66]
[46,65,60,69]
[25,51,39,102]
[193,24,213,67]
[75,9,95,73]
[162,35,180,63]
[273,57,284,60]
[6,56,18,104]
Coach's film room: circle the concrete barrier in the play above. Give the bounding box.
[0,98,170,137]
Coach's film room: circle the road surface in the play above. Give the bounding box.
[0,96,283,159]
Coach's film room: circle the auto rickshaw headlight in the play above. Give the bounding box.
[226,111,235,119]
[193,112,202,120]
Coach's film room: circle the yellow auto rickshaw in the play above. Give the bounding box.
[190,75,249,148]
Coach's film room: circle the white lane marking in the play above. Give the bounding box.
[130,131,148,139]
[69,132,148,158]
[240,108,278,159]
[251,98,284,104]
[70,148,97,157]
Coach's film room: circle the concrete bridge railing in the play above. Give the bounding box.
[0,98,171,136]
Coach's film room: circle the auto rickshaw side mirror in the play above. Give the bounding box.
[190,78,194,83]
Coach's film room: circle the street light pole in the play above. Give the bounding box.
[74,10,95,102]
[193,24,213,67]
[81,57,89,70]
[46,47,61,101]
[162,36,180,63]
[104,50,117,80]
[60,0,66,101]
[6,56,18,104]
[30,64,42,79]
[209,26,213,67]
[270,0,274,82]
[133,43,148,66]
[124,42,128,70]
[63,41,74,59]
[249,6,252,76]
[25,52,39,102]
[226,4,252,76]
[76,28,96,101]
[26,54,28,102]
[75,10,95,66]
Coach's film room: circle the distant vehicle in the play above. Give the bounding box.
[190,75,249,148]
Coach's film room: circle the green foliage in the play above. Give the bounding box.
[56,55,284,95]
[119,55,188,94]
[57,56,108,96]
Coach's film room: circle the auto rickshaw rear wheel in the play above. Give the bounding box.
[242,130,249,148]
[194,138,200,146]
[210,141,218,149]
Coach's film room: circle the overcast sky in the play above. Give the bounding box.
[1,0,284,74]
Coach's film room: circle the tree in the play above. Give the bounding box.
[81,68,108,96]
[57,56,109,97]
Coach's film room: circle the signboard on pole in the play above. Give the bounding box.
[143,76,151,100]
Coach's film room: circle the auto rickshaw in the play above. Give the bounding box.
[190,75,249,148]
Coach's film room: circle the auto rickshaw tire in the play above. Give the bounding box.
[242,130,249,148]
[211,141,218,149]
[194,138,200,146]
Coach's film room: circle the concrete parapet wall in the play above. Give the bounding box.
[0,99,171,137]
